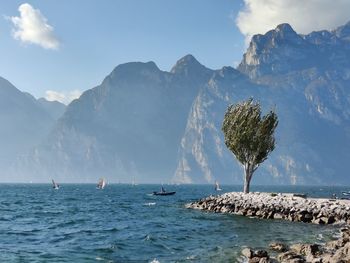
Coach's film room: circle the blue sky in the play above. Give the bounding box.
[0,1,349,103]
[0,1,245,102]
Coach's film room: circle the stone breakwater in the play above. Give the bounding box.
[186,192,350,225]
[186,192,350,262]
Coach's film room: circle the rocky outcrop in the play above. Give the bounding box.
[241,228,350,263]
[186,192,350,225]
[241,248,270,263]
[188,192,350,262]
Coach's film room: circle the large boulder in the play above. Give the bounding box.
[290,243,321,257]
[242,248,254,259]
[277,251,305,262]
[269,242,288,252]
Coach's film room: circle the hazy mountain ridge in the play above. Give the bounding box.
[18,55,215,183]
[3,22,350,184]
[0,77,66,181]
[37,98,66,121]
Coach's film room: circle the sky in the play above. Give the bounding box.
[0,0,350,104]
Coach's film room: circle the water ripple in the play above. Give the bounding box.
[0,184,342,262]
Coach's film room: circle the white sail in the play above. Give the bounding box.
[52,179,59,189]
[215,181,222,191]
[97,178,106,189]
[132,176,138,186]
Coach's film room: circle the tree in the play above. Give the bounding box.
[222,98,278,193]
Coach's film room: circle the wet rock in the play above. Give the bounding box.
[341,228,350,240]
[330,244,350,262]
[313,217,328,224]
[277,251,305,262]
[269,242,288,252]
[274,213,284,219]
[254,250,269,258]
[248,257,261,263]
[290,243,321,257]
[299,213,313,223]
[242,248,254,259]
[325,240,341,250]
[258,257,271,263]
[325,215,335,224]
[320,253,334,262]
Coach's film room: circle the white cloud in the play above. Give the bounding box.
[236,0,350,43]
[9,3,59,49]
[45,90,82,105]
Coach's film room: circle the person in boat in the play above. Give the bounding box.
[161,186,166,193]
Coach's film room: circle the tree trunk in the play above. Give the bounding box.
[243,164,253,193]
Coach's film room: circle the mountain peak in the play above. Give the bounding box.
[238,23,309,77]
[171,54,211,75]
[111,61,160,75]
[334,21,350,40]
[174,54,199,64]
[275,23,295,34]
[102,61,161,85]
[247,23,302,54]
[267,23,300,43]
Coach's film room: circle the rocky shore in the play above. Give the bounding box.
[186,192,350,262]
[241,227,350,262]
[186,192,350,225]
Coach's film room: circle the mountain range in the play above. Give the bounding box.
[1,22,350,185]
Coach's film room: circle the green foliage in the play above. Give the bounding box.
[222,98,278,171]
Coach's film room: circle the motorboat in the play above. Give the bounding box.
[153,191,176,196]
[153,186,176,196]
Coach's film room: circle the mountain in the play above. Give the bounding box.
[0,77,65,181]
[20,55,214,183]
[37,98,66,121]
[7,22,350,185]
[174,22,350,185]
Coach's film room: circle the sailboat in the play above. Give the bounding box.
[215,181,222,191]
[97,178,106,189]
[132,176,138,186]
[52,179,60,190]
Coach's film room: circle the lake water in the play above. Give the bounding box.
[0,184,346,262]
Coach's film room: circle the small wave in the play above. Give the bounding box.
[144,234,152,241]
[95,246,116,253]
[144,202,156,206]
[149,259,160,263]
[103,227,119,233]
[0,216,13,221]
[317,233,324,240]
[144,234,160,242]
[6,231,34,236]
